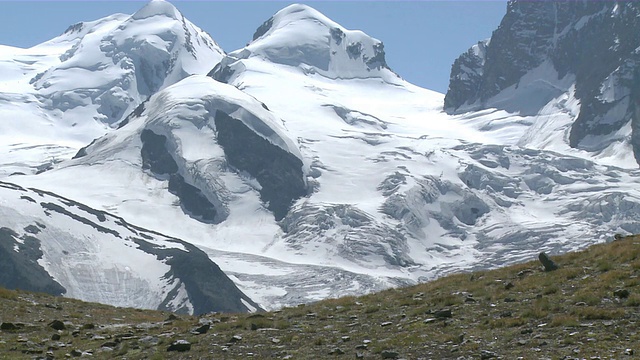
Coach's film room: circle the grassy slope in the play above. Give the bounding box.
[0,236,639,359]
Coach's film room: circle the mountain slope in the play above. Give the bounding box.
[445,1,640,167]
[0,0,223,177]
[0,235,638,359]
[0,180,260,315]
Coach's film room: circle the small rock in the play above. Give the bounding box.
[167,340,191,352]
[423,318,437,324]
[480,350,498,359]
[51,333,61,341]
[625,348,634,355]
[0,322,18,331]
[271,338,281,344]
[520,328,533,334]
[380,321,393,327]
[341,336,350,342]
[381,350,399,359]
[614,289,630,299]
[82,323,95,330]
[192,324,210,335]
[517,339,528,346]
[101,341,118,348]
[356,352,364,359]
[504,297,516,303]
[614,233,624,241]
[69,349,82,357]
[139,336,160,346]
[575,302,587,306]
[48,320,65,331]
[306,313,317,318]
[355,344,367,350]
[464,296,477,303]
[229,334,242,343]
[434,309,452,318]
[328,347,344,355]
[504,281,515,290]
[538,252,558,271]
[164,314,179,322]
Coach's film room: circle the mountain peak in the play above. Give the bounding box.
[221,3,397,82]
[132,0,181,21]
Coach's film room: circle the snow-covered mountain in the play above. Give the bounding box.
[0,0,223,177]
[2,0,640,312]
[0,180,260,314]
[445,1,640,167]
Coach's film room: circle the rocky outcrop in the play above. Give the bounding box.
[214,111,307,221]
[445,1,640,164]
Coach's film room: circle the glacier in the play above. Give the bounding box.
[2,1,640,311]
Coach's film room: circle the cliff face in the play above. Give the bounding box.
[445,1,640,163]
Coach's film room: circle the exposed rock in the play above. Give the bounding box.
[48,320,65,331]
[214,110,307,220]
[381,350,399,359]
[434,309,453,319]
[480,350,498,359]
[614,288,630,299]
[0,322,18,331]
[538,252,559,271]
[167,339,191,352]
[328,347,345,355]
[229,334,242,343]
[192,323,210,334]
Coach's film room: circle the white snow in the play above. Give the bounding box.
[2,1,640,312]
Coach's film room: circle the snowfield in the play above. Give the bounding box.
[2,1,639,311]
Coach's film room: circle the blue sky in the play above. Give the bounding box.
[0,1,507,93]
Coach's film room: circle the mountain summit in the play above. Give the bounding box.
[212,4,398,83]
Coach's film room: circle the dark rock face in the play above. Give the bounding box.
[445,1,640,164]
[0,227,66,296]
[252,17,273,41]
[538,252,558,272]
[140,129,220,223]
[133,238,261,315]
[214,110,307,221]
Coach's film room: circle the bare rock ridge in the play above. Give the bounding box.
[445,1,640,164]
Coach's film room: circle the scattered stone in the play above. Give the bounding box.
[517,269,534,277]
[480,350,498,359]
[381,350,399,359]
[465,295,477,303]
[434,309,452,319]
[306,313,317,318]
[625,349,634,355]
[356,352,364,359]
[504,281,515,290]
[192,324,210,335]
[614,289,630,299]
[139,336,160,346]
[575,302,587,306]
[101,341,118,348]
[504,297,516,303]
[51,333,61,341]
[70,349,82,357]
[520,328,533,334]
[0,322,18,331]
[328,347,345,355]
[22,348,43,355]
[380,321,393,327]
[167,340,191,352]
[271,338,281,344]
[165,314,179,322]
[517,339,528,346]
[82,323,95,330]
[355,344,367,350]
[229,335,243,343]
[423,318,437,324]
[538,252,558,271]
[48,320,65,331]
[341,336,351,342]
[44,303,62,310]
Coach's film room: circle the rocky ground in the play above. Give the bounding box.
[1,236,639,359]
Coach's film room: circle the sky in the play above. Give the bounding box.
[0,1,507,94]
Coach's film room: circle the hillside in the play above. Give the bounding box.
[1,235,638,359]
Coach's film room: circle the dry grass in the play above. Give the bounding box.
[0,236,639,359]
